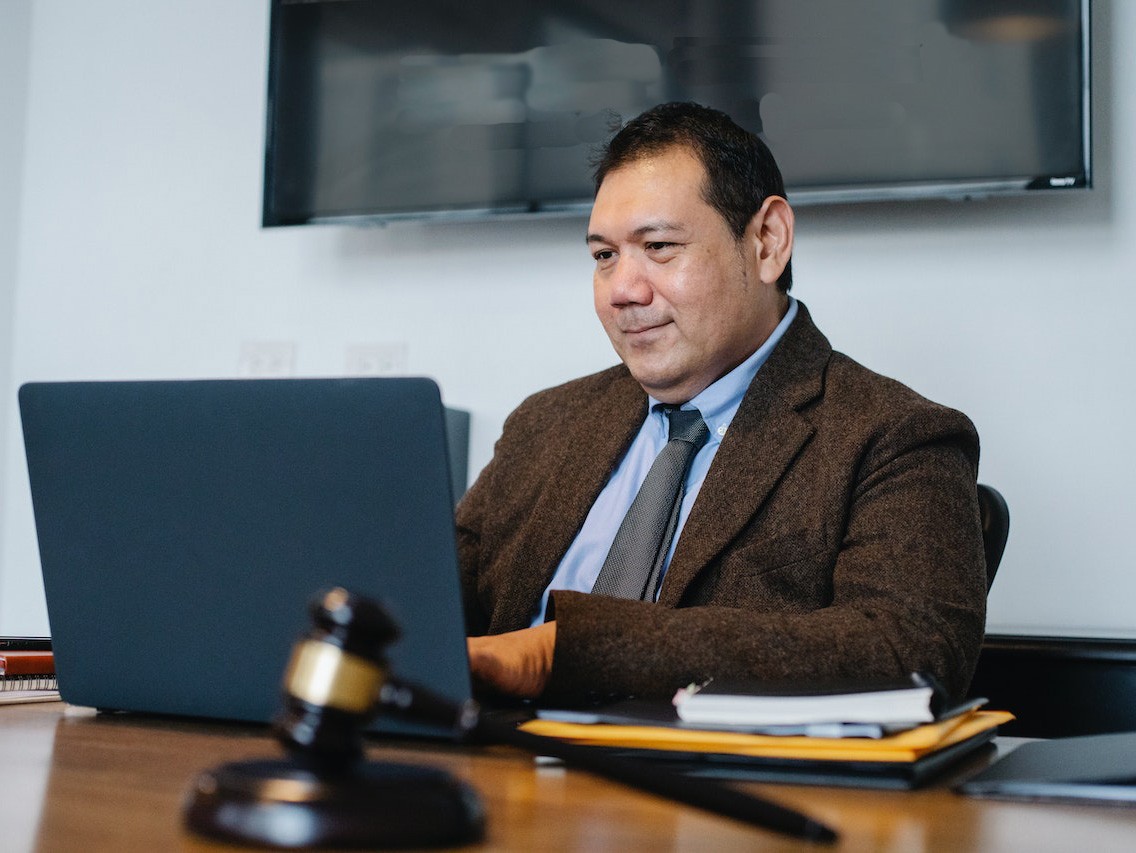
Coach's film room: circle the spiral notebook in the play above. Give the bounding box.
[19,378,473,737]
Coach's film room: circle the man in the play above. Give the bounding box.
[459,102,986,705]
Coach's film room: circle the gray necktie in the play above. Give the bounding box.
[591,407,710,601]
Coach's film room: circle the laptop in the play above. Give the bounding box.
[18,377,473,737]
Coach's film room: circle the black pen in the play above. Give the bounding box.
[498,720,838,843]
[383,678,838,843]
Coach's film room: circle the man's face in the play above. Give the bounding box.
[587,146,786,404]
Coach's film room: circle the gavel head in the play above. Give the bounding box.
[273,587,400,770]
[185,590,486,849]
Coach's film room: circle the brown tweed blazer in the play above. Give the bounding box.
[456,303,986,702]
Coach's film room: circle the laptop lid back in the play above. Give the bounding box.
[18,378,471,735]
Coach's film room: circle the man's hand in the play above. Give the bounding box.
[467,621,557,698]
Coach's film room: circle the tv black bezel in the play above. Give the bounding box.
[261,0,1092,227]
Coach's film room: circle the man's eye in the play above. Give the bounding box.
[593,249,615,261]
[647,241,676,251]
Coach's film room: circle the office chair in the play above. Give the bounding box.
[976,484,1010,591]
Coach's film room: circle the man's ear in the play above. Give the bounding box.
[748,196,794,286]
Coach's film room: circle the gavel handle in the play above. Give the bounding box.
[379,678,837,844]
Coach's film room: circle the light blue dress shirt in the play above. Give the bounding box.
[531,297,799,624]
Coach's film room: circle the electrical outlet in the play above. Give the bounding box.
[345,343,408,376]
[237,341,296,377]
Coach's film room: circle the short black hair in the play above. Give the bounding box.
[592,102,792,292]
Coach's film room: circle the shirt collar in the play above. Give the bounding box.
[648,296,798,443]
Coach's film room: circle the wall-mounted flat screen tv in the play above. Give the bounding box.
[263,0,1090,226]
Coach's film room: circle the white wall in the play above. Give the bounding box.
[0,0,32,632]
[2,1,1133,639]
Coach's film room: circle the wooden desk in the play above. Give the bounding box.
[3,701,1136,852]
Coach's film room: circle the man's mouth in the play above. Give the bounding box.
[621,319,670,335]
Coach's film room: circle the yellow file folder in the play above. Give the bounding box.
[520,709,1013,764]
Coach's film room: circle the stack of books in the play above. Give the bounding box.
[524,674,1012,788]
[0,639,60,705]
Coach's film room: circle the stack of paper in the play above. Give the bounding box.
[520,707,1013,788]
[522,710,1011,763]
[0,648,60,706]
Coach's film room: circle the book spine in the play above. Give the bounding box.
[0,638,52,651]
[0,651,55,676]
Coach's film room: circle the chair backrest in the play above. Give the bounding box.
[977,483,1010,591]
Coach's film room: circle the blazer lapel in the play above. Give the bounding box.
[658,303,830,605]
[492,370,646,629]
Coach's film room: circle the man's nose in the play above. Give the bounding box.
[605,254,653,306]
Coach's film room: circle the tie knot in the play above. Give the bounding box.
[664,407,709,448]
